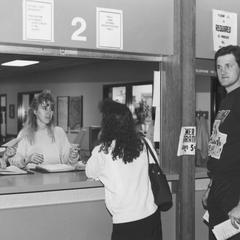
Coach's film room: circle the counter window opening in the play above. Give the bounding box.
[103,82,157,148]
[0,94,7,144]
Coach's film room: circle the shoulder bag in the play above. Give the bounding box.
[143,138,173,211]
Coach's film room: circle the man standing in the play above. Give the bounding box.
[202,45,240,239]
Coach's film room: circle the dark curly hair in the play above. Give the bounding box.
[98,99,143,164]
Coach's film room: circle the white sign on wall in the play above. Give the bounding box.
[23,0,54,42]
[177,126,196,156]
[96,7,123,50]
[212,9,237,51]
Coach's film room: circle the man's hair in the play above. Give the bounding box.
[215,45,240,68]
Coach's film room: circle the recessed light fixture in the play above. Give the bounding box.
[1,60,39,67]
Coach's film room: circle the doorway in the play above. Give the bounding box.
[0,94,7,144]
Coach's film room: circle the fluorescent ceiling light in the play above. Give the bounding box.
[1,60,39,67]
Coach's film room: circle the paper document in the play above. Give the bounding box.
[203,211,209,223]
[1,137,22,148]
[0,166,28,175]
[212,219,240,240]
[35,164,76,173]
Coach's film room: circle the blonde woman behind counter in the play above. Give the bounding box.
[2,89,79,169]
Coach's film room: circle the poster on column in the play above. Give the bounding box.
[177,126,196,156]
[23,0,54,42]
[212,9,237,52]
[96,7,123,50]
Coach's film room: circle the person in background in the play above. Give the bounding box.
[0,147,16,168]
[86,99,162,240]
[3,89,79,169]
[202,45,240,239]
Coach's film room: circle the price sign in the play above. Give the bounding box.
[177,126,196,156]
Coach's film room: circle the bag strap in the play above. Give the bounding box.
[142,138,165,174]
[142,138,159,166]
[145,139,150,164]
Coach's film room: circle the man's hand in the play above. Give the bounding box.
[202,187,210,210]
[228,204,240,229]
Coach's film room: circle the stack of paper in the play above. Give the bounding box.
[1,137,22,148]
[35,164,76,173]
[212,219,240,240]
[0,166,28,175]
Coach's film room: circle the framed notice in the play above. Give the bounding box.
[57,96,83,132]
[69,96,83,132]
[96,7,123,50]
[23,0,54,42]
[212,9,237,51]
[9,104,15,119]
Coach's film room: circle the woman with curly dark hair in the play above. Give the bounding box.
[86,99,162,240]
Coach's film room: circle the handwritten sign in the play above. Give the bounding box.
[23,0,54,42]
[212,9,237,52]
[177,126,196,156]
[96,7,123,50]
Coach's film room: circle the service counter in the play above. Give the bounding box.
[0,169,209,240]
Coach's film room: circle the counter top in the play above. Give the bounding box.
[0,170,102,195]
[0,167,209,195]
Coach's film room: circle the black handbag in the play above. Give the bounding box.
[143,138,173,211]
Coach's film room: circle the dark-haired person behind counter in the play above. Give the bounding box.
[86,99,162,240]
[1,89,79,169]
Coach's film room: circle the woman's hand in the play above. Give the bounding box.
[69,144,80,164]
[228,204,240,229]
[26,153,44,165]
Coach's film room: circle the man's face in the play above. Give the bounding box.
[216,53,240,93]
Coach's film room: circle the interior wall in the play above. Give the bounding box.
[0,61,157,149]
[196,0,240,58]
[0,0,173,55]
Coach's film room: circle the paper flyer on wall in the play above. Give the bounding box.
[96,8,123,50]
[177,126,196,156]
[23,0,54,42]
[212,9,237,52]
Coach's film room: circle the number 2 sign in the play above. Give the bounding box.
[71,17,87,42]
